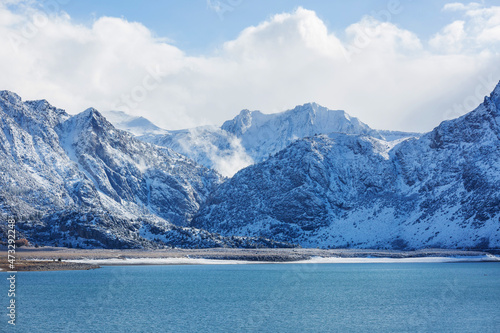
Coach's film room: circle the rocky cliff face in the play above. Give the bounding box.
[192,83,500,249]
[58,107,223,226]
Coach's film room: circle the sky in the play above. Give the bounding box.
[1,0,500,132]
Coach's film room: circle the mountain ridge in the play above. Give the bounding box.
[191,82,500,249]
[138,102,420,176]
[0,91,292,249]
[1,81,499,250]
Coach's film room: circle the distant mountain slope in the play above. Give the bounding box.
[377,129,422,142]
[192,82,500,249]
[138,103,420,176]
[101,110,168,136]
[0,91,291,249]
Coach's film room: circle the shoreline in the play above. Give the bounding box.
[1,247,499,271]
[66,254,500,266]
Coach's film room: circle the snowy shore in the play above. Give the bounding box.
[66,254,500,266]
[2,247,499,271]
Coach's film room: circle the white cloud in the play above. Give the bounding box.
[466,6,500,43]
[439,3,500,45]
[429,20,466,53]
[442,2,482,12]
[0,3,500,133]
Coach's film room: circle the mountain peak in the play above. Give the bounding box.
[491,80,500,108]
[81,107,110,123]
[83,107,100,116]
[290,102,348,118]
[24,98,68,114]
[23,99,70,126]
[67,107,116,135]
[239,109,252,116]
[236,108,265,121]
[25,98,50,107]
[0,90,22,105]
[299,102,319,110]
[293,102,318,116]
[221,108,262,135]
[476,80,500,119]
[0,92,69,127]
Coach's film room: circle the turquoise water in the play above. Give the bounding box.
[1,263,499,332]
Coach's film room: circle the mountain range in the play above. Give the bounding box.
[1,81,499,250]
[138,103,420,177]
[0,91,289,249]
[192,83,500,249]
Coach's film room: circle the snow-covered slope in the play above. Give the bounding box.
[192,82,500,250]
[0,91,291,249]
[139,103,419,176]
[140,126,253,177]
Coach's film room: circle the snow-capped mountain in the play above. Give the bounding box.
[2,81,499,250]
[220,103,383,162]
[101,110,168,136]
[139,103,420,176]
[192,82,500,250]
[0,91,291,248]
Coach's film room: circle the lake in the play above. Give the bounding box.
[1,262,500,332]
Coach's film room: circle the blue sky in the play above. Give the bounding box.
[37,0,491,54]
[1,1,500,132]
